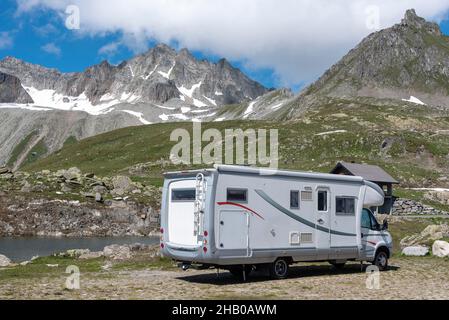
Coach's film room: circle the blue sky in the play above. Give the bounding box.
[1,0,449,91]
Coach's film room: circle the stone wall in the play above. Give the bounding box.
[392,198,449,216]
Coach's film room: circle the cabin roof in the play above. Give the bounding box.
[330,162,399,184]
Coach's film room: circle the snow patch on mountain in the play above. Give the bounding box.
[315,130,348,136]
[243,98,259,119]
[159,114,169,121]
[402,96,426,105]
[178,81,202,98]
[142,64,159,80]
[154,104,176,110]
[121,110,151,125]
[25,86,118,116]
[158,63,175,79]
[203,95,217,106]
[128,66,135,78]
[193,98,208,108]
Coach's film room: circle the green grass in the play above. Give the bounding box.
[111,257,176,271]
[6,131,37,168]
[63,136,78,147]
[0,255,176,282]
[20,139,48,168]
[0,256,104,281]
[21,98,449,191]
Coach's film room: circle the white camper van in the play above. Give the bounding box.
[160,165,393,280]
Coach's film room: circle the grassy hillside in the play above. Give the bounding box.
[23,97,449,195]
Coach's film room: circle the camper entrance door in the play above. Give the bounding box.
[316,187,331,259]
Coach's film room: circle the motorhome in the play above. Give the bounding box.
[160,165,393,280]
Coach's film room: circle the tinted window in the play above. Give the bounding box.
[172,189,196,201]
[227,189,247,202]
[336,197,355,215]
[318,191,327,211]
[290,191,299,209]
[361,209,372,229]
[369,211,380,231]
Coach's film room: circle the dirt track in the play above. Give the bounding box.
[1,256,449,300]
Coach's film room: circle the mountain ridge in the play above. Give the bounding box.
[299,9,449,108]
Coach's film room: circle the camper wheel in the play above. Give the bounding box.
[373,249,389,271]
[269,258,290,280]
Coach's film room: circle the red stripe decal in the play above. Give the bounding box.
[217,202,265,220]
[367,241,377,246]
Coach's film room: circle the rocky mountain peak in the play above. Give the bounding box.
[302,9,449,108]
[401,9,441,36]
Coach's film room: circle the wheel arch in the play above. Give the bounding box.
[375,245,391,258]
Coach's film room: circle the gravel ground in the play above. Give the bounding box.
[1,256,448,300]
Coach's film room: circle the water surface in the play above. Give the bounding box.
[0,236,160,262]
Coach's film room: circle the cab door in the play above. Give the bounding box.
[360,208,378,259]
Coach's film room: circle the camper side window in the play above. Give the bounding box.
[227,188,248,203]
[318,191,328,211]
[171,189,196,201]
[290,191,300,209]
[336,197,355,216]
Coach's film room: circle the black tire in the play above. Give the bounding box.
[269,258,289,280]
[229,265,252,280]
[330,262,346,270]
[373,250,389,271]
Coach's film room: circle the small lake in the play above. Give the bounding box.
[0,236,160,262]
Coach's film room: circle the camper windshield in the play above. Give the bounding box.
[362,209,380,230]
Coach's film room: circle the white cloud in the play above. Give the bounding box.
[41,42,62,56]
[98,41,120,56]
[0,32,13,50]
[16,0,449,87]
[34,23,59,37]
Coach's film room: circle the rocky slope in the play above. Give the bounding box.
[300,9,449,108]
[0,167,161,237]
[0,72,33,104]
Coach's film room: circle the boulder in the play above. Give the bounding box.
[0,254,11,267]
[79,251,104,260]
[92,185,108,194]
[432,240,449,258]
[112,176,133,196]
[400,224,449,248]
[95,193,103,203]
[63,167,82,181]
[60,249,91,258]
[103,244,132,260]
[402,246,429,256]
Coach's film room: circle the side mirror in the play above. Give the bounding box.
[382,219,389,231]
